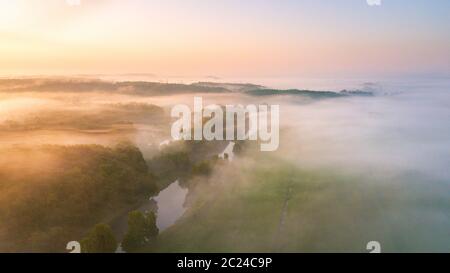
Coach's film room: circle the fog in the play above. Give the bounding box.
[278,88,450,181]
[158,79,450,252]
[0,78,448,252]
[198,79,450,252]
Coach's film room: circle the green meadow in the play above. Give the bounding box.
[150,155,450,253]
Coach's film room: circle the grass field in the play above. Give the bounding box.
[149,155,450,253]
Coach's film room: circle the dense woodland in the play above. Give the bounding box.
[0,143,157,252]
[0,137,236,252]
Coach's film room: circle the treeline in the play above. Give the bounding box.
[0,102,165,132]
[82,210,158,253]
[0,78,230,95]
[0,143,157,252]
[0,137,246,252]
[148,139,244,189]
[78,140,235,253]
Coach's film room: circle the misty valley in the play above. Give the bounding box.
[0,78,448,253]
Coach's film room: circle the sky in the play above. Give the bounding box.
[0,0,449,78]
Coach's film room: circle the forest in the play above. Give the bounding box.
[0,143,156,252]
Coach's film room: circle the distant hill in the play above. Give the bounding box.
[246,89,344,98]
[0,78,230,95]
[246,88,374,98]
[192,82,266,92]
[0,78,374,98]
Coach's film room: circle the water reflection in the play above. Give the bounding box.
[153,180,188,231]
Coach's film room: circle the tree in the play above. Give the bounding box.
[192,160,212,176]
[81,224,117,253]
[122,210,158,252]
